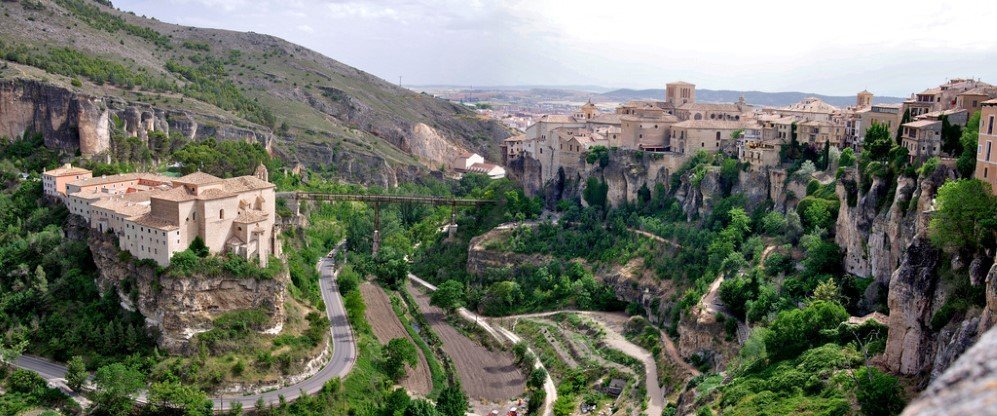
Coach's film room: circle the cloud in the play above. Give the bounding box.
[118,0,997,96]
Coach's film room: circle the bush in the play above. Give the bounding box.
[764,301,849,360]
[855,367,905,416]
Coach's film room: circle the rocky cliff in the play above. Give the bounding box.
[0,78,274,156]
[86,229,287,355]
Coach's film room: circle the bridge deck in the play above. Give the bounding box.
[277,192,492,206]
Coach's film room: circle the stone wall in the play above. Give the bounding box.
[87,228,287,355]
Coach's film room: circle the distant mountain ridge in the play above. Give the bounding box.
[599,88,906,107]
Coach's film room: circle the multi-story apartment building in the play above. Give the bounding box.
[975,99,997,191]
[900,120,943,163]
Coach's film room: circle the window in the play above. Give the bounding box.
[989,116,994,135]
[716,132,721,140]
[985,167,989,178]
[987,141,992,162]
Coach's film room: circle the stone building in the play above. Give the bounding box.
[974,99,997,191]
[42,163,92,200]
[855,103,903,144]
[900,119,943,163]
[51,166,278,267]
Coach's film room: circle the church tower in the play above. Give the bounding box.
[857,90,873,109]
[254,163,269,183]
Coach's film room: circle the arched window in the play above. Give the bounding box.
[694,113,703,120]
[219,209,224,219]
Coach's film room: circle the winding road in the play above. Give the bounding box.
[12,246,357,413]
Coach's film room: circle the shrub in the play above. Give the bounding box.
[855,367,905,416]
[764,301,848,360]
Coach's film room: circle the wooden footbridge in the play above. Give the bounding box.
[276,191,493,255]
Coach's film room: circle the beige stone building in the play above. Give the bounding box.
[974,99,997,192]
[666,81,696,105]
[856,104,903,143]
[42,164,92,200]
[673,119,750,155]
[55,166,278,267]
[900,119,943,163]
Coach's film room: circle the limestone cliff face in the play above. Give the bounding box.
[901,326,997,416]
[884,236,943,375]
[0,79,109,155]
[0,79,274,156]
[87,231,287,355]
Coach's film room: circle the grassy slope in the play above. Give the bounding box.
[0,0,508,174]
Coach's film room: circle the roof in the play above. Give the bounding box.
[466,163,503,173]
[44,164,90,177]
[781,97,839,114]
[679,102,745,112]
[504,134,527,142]
[174,171,223,185]
[590,113,622,124]
[198,188,237,200]
[904,119,942,128]
[150,186,197,202]
[91,197,151,217]
[673,119,752,130]
[68,172,172,188]
[234,210,269,223]
[222,175,276,193]
[667,81,694,86]
[983,98,997,105]
[958,87,991,96]
[538,114,578,124]
[919,87,942,95]
[130,213,179,231]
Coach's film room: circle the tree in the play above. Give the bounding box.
[582,176,608,209]
[764,300,848,360]
[896,109,911,145]
[856,367,906,416]
[956,111,982,178]
[66,355,88,391]
[384,338,418,381]
[404,399,441,416]
[839,147,856,168]
[435,384,468,416]
[528,367,547,390]
[93,363,145,416]
[761,211,787,236]
[812,277,842,303]
[864,122,893,161]
[383,387,411,416]
[430,280,465,311]
[941,115,964,156]
[929,179,997,253]
[189,236,209,257]
[148,381,213,416]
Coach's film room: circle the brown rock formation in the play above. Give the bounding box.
[901,326,997,416]
[86,227,287,354]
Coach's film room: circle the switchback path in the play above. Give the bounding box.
[13,245,357,413]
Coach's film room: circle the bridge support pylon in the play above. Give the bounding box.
[372,201,381,257]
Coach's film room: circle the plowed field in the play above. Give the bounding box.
[406,282,525,402]
[360,283,432,396]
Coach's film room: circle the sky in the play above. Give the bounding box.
[116,0,997,97]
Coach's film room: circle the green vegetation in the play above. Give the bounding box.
[54,0,172,48]
[929,179,997,254]
[0,368,79,415]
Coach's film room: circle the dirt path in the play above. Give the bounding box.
[496,311,669,416]
[360,283,432,396]
[628,228,682,249]
[406,280,525,403]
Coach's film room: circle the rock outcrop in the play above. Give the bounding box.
[0,79,109,155]
[465,227,551,276]
[901,326,997,416]
[87,229,287,354]
[0,79,274,157]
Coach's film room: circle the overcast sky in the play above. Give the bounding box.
[116,0,997,96]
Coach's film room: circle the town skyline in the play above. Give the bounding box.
[115,0,997,97]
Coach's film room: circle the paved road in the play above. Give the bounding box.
[13,245,356,413]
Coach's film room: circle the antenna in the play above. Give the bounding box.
[398,76,402,88]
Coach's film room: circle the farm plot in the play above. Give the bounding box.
[406,281,525,402]
[360,283,433,396]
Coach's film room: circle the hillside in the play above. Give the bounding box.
[0,0,511,185]
[599,88,906,107]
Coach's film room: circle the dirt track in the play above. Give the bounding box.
[360,283,433,396]
[407,281,525,402]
